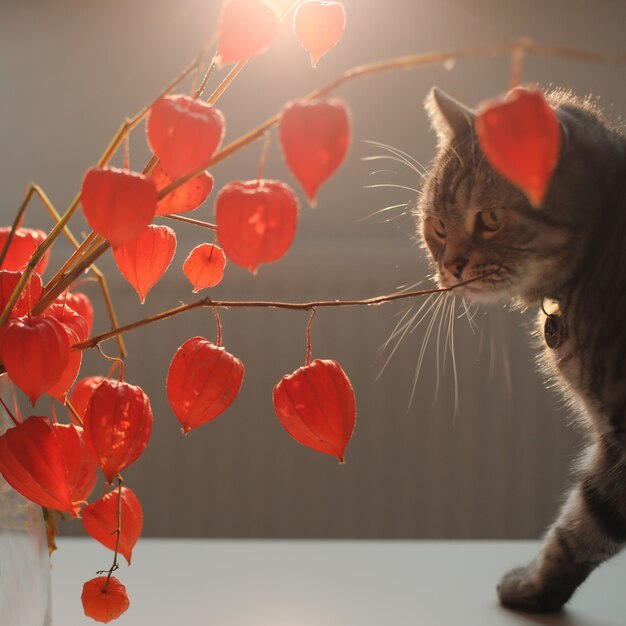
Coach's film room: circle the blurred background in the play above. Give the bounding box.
[0,0,624,540]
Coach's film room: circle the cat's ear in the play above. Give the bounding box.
[425,88,475,147]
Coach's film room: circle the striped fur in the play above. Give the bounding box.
[418,88,626,612]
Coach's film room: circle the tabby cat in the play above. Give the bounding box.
[418,87,626,612]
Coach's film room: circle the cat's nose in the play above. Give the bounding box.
[443,257,468,279]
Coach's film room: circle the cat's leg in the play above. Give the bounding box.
[498,441,626,613]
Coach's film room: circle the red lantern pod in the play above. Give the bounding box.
[0,227,50,274]
[81,167,157,247]
[182,243,226,292]
[166,337,244,433]
[216,0,280,65]
[151,163,214,216]
[68,376,107,424]
[55,291,94,335]
[47,327,82,403]
[83,379,153,483]
[279,98,351,205]
[44,302,89,341]
[81,576,130,624]
[54,423,98,504]
[293,0,346,67]
[273,359,356,462]
[82,486,143,565]
[215,179,298,273]
[113,225,177,303]
[0,270,42,318]
[0,416,78,514]
[147,95,225,180]
[475,88,561,207]
[0,315,70,405]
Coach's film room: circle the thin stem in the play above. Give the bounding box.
[0,396,20,427]
[72,274,487,352]
[163,214,217,231]
[257,132,271,180]
[305,308,316,366]
[0,185,34,270]
[96,344,125,382]
[211,306,222,347]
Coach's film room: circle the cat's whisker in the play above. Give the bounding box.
[433,294,450,401]
[458,297,479,334]
[448,297,460,419]
[362,155,425,179]
[395,278,426,294]
[362,139,428,176]
[359,202,410,223]
[408,292,447,408]
[495,309,513,400]
[364,183,419,193]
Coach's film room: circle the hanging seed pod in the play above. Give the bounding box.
[68,376,107,424]
[279,98,351,205]
[215,179,298,273]
[54,422,98,504]
[167,337,244,433]
[0,227,50,274]
[44,302,89,341]
[81,167,157,247]
[0,416,90,515]
[293,0,346,67]
[216,0,280,65]
[151,163,214,216]
[55,291,94,335]
[475,88,561,208]
[82,486,143,565]
[83,379,153,483]
[0,270,42,318]
[0,315,70,404]
[147,95,225,179]
[46,327,82,403]
[81,576,130,624]
[113,225,177,303]
[273,359,356,462]
[182,243,226,292]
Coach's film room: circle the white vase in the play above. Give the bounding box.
[0,374,52,626]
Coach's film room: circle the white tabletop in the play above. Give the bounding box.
[51,538,626,625]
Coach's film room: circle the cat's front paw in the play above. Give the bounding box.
[497,565,569,613]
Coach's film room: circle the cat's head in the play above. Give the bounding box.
[417,87,607,306]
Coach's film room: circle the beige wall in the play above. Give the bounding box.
[0,0,624,538]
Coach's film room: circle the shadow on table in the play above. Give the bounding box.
[503,607,613,626]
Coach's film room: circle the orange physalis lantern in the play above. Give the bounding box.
[54,423,98,504]
[55,290,94,335]
[81,167,158,247]
[44,302,89,342]
[0,416,93,515]
[0,315,70,404]
[279,98,351,205]
[82,486,143,564]
[69,375,107,423]
[81,576,130,624]
[0,270,42,318]
[83,379,153,483]
[0,227,50,274]
[475,88,561,208]
[293,0,346,67]
[216,0,280,65]
[113,225,177,303]
[273,359,356,462]
[215,179,298,273]
[151,163,214,216]
[166,337,244,433]
[147,95,225,179]
[182,243,226,292]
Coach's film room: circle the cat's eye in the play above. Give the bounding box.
[477,208,505,232]
[431,218,446,238]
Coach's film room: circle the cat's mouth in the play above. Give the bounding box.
[442,270,510,302]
